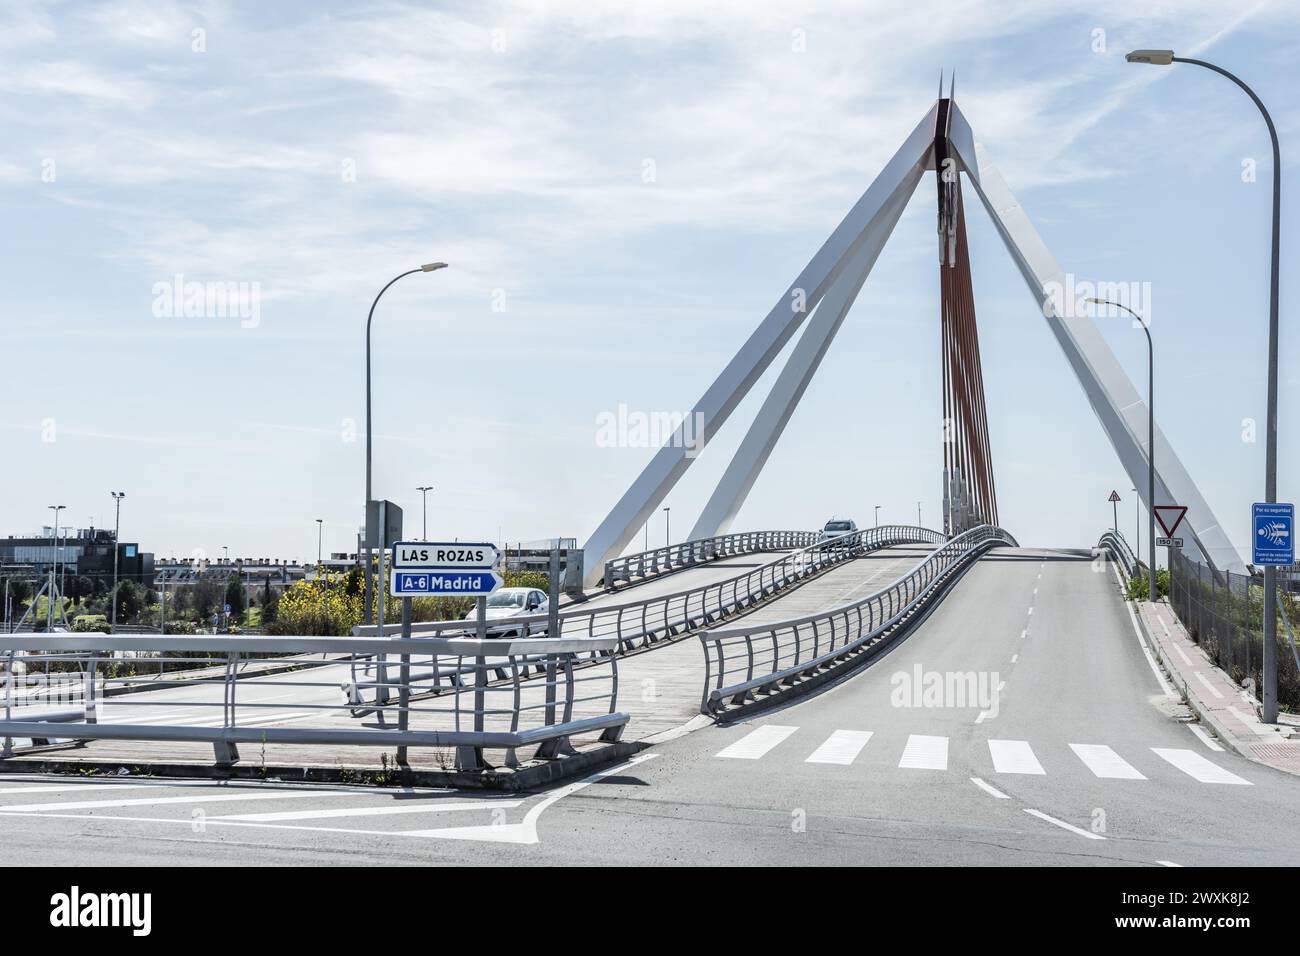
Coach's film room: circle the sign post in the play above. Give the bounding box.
[1108,489,1121,535]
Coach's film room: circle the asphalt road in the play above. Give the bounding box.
[3,546,1296,865]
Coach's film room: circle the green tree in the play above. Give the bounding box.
[224,572,248,625]
[115,579,142,622]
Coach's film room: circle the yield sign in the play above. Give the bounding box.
[1108,490,1122,502]
[1154,504,1188,538]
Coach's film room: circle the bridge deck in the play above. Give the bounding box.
[2,546,933,775]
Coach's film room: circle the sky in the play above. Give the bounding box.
[1,0,1297,567]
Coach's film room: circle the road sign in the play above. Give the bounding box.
[1252,502,1294,566]
[390,541,500,570]
[1156,537,1183,549]
[1108,490,1121,502]
[390,570,502,596]
[1154,504,1187,538]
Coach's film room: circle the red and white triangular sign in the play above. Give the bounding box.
[1154,505,1188,537]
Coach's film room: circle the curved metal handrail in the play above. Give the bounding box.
[358,524,948,655]
[1096,530,1139,580]
[603,530,819,588]
[698,524,1018,714]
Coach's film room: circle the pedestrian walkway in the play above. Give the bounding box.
[1135,598,1300,776]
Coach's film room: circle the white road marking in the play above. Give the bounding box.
[805,730,873,765]
[1020,629,1028,640]
[1033,587,1038,596]
[1069,743,1146,780]
[0,789,363,813]
[0,759,660,846]
[1151,748,1252,785]
[409,753,660,844]
[211,799,524,822]
[0,781,216,796]
[1193,671,1225,700]
[716,725,798,760]
[1156,860,1183,867]
[1173,644,1194,666]
[1027,607,1034,616]
[1010,654,1018,664]
[1188,724,1224,752]
[1158,617,1172,637]
[988,739,1045,775]
[1024,808,1105,840]
[898,734,948,770]
[970,777,1009,799]
[1112,564,1176,699]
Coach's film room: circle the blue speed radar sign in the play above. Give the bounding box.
[1252,502,1294,566]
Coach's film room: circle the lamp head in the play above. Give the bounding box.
[1126,49,1175,65]
[420,262,448,272]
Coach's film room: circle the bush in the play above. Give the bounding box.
[1125,568,1169,601]
[71,615,111,634]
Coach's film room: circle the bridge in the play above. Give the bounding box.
[1,89,1295,869]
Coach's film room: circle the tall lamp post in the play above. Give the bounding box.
[874,505,881,528]
[1088,298,1156,603]
[663,507,671,548]
[363,262,448,624]
[48,504,65,631]
[417,486,434,540]
[1126,50,1282,721]
[110,492,125,633]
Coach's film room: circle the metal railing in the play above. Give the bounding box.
[698,524,1017,715]
[0,634,626,772]
[356,526,948,661]
[603,530,818,588]
[1095,530,1140,580]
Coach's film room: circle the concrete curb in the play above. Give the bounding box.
[0,739,648,791]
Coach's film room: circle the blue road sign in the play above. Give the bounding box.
[1252,502,1294,566]
[390,570,503,597]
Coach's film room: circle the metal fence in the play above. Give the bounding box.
[698,524,1017,715]
[603,530,818,588]
[1167,550,1300,709]
[357,525,948,660]
[0,634,626,772]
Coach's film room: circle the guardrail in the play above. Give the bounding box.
[603,530,818,588]
[356,526,948,662]
[698,524,1018,715]
[0,634,626,772]
[1096,530,1140,580]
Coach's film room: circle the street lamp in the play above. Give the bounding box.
[1126,50,1282,721]
[417,486,434,540]
[316,518,324,564]
[1088,298,1156,603]
[363,262,448,624]
[917,501,922,527]
[110,492,125,633]
[874,505,881,528]
[47,505,65,631]
[663,507,671,547]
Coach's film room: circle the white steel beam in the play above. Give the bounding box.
[581,105,940,586]
[688,170,921,539]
